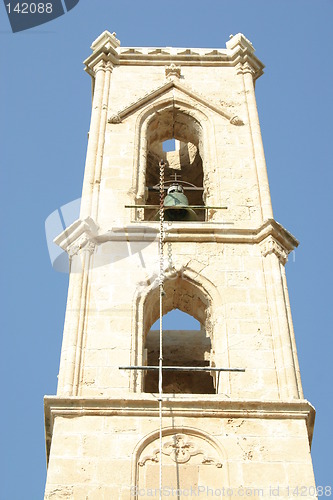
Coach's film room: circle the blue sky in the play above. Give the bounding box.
[1,1,332,498]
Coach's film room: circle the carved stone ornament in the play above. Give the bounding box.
[243,62,255,74]
[236,61,255,76]
[138,433,222,468]
[165,64,181,79]
[229,115,244,126]
[260,236,288,265]
[219,99,235,110]
[108,113,122,124]
[105,61,113,71]
[67,235,96,257]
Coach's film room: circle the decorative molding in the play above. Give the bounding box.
[94,60,107,72]
[67,237,96,258]
[84,31,119,76]
[83,240,96,255]
[52,218,297,262]
[236,62,256,77]
[105,61,114,71]
[205,49,223,56]
[138,433,222,467]
[243,62,256,75]
[165,63,181,79]
[44,396,316,463]
[67,234,94,257]
[217,100,244,126]
[84,32,264,80]
[226,33,264,80]
[220,99,238,110]
[178,49,199,56]
[121,48,143,55]
[260,235,289,265]
[230,115,244,126]
[107,80,241,125]
[109,113,122,124]
[95,219,299,253]
[163,434,202,464]
[54,217,99,257]
[148,48,170,55]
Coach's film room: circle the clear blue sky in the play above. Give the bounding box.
[1,1,332,498]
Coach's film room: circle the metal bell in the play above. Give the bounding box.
[163,184,198,221]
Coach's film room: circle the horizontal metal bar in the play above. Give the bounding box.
[119,366,245,372]
[149,186,204,191]
[125,205,228,210]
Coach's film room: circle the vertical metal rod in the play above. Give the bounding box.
[158,289,163,499]
[158,160,165,498]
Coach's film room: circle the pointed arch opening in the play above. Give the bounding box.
[143,107,206,221]
[142,277,216,394]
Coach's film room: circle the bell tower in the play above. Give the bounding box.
[44,32,317,498]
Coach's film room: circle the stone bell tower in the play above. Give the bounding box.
[44,32,317,498]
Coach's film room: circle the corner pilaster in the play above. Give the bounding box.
[81,31,119,220]
[54,218,98,396]
[260,235,301,399]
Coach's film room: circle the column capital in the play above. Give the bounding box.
[67,236,96,257]
[227,33,264,80]
[54,217,99,257]
[260,235,289,265]
[84,30,119,77]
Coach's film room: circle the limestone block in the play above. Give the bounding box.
[244,461,287,486]
[286,463,317,487]
[50,434,81,458]
[46,457,97,485]
[82,349,107,368]
[54,415,104,434]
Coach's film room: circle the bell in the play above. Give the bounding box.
[163,184,198,221]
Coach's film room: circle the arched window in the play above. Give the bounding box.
[143,108,205,221]
[141,278,216,394]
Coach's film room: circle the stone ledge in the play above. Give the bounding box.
[53,218,299,264]
[100,219,298,255]
[44,396,315,463]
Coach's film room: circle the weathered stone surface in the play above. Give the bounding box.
[44,31,316,498]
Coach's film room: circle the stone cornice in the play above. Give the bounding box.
[107,80,244,125]
[44,395,315,462]
[226,33,264,79]
[52,218,298,261]
[53,217,99,257]
[98,219,298,250]
[84,30,120,76]
[84,31,264,79]
[53,218,298,261]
